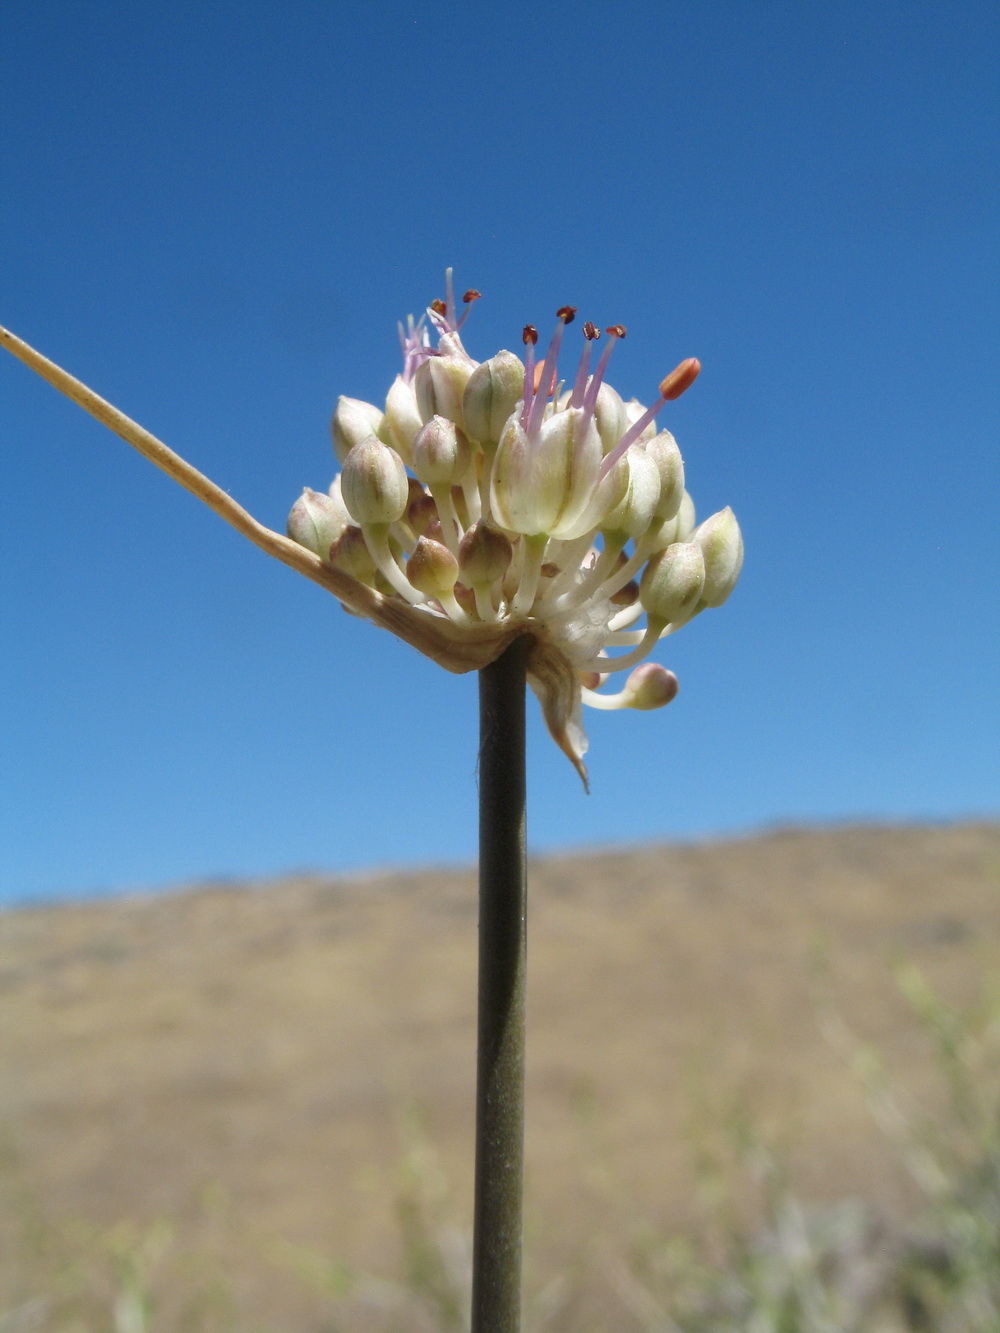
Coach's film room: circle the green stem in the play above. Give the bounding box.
[472,635,530,1332]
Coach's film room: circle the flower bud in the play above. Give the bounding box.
[639,541,706,624]
[383,375,423,463]
[622,663,679,710]
[592,381,628,454]
[327,473,353,519]
[675,490,696,540]
[610,578,639,607]
[408,491,439,537]
[691,506,743,606]
[341,436,409,526]
[623,397,659,444]
[331,396,384,465]
[600,447,661,539]
[406,536,460,598]
[329,525,378,582]
[458,521,513,586]
[453,581,476,616]
[462,350,525,447]
[287,486,350,558]
[411,415,472,487]
[406,476,427,508]
[644,431,685,521]
[413,352,476,431]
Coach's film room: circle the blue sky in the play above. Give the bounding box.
[2,0,998,904]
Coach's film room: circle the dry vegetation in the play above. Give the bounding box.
[2,821,999,1329]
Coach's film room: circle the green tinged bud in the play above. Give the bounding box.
[407,491,439,537]
[286,486,350,559]
[644,430,685,521]
[639,541,706,624]
[600,448,661,539]
[592,382,628,454]
[691,507,743,606]
[383,375,423,463]
[331,396,384,465]
[413,353,476,432]
[458,521,513,586]
[411,415,472,486]
[406,537,460,597]
[622,663,679,710]
[329,525,378,583]
[462,350,525,446]
[675,490,696,541]
[341,436,409,526]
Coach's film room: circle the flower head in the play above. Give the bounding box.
[288,271,743,785]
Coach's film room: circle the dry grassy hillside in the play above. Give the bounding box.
[2,822,999,1329]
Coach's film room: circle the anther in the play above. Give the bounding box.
[583,321,600,340]
[430,298,447,316]
[556,305,577,324]
[659,357,701,401]
[606,324,627,339]
[522,324,538,346]
[533,361,557,394]
[462,289,482,304]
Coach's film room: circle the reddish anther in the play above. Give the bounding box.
[606,324,627,339]
[430,298,447,316]
[583,321,600,340]
[659,357,701,400]
[522,324,538,346]
[463,289,482,304]
[556,305,577,323]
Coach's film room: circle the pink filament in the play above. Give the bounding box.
[597,392,667,480]
[526,317,568,438]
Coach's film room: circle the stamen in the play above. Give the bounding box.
[597,356,700,480]
[526,307,574,437]
[457,288,482,330]
[430,298,447,316]
[445,268,456,327]
[582,324,626,417]
[398,313,432,382]
[521,324,538,424]
[659,357,700,400]
[570,322,600,408]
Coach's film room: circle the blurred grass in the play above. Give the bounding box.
[4,960,1000,1332]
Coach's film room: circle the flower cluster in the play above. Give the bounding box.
[287,272,742,783]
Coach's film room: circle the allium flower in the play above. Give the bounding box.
[287,271,743,784]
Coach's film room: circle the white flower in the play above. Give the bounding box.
[288,271,743,785]
[0,274,740,788]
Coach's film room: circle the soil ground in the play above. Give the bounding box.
[2,822,999,1327]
